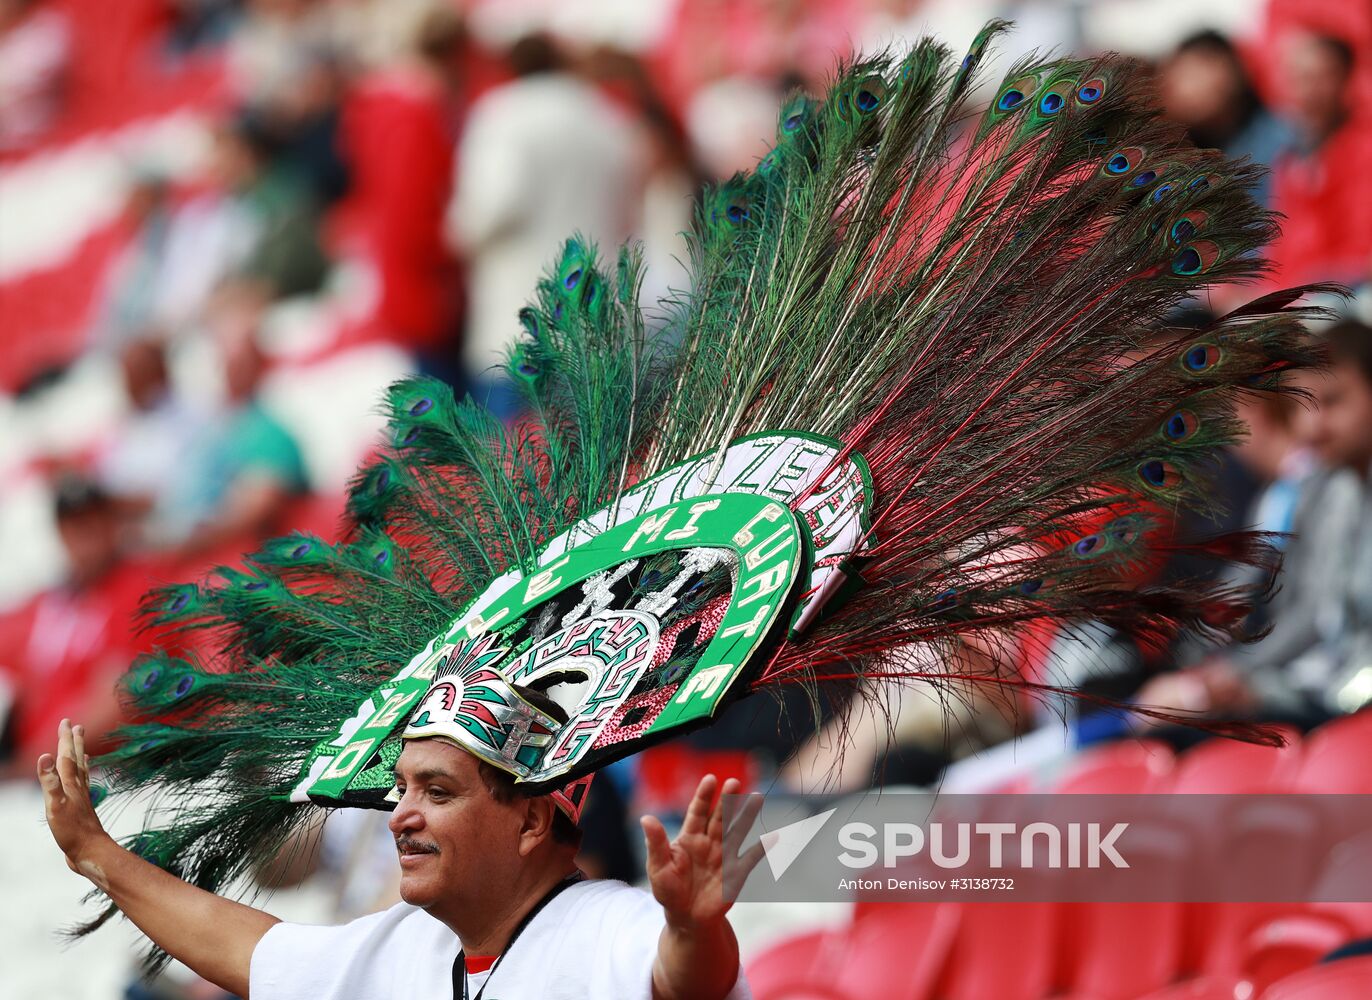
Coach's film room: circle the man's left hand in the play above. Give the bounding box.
[641,774,764,929]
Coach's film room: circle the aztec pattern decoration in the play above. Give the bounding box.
[294,439,871,801]
[87,21,1331,954]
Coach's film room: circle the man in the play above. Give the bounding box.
[1139,320,1372,724]
[0,480,145,771]
[39,716,762,999]
[1265,32,1372,287]
[445,33,646,415]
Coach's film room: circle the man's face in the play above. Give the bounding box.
[1161,48,1241,128]
[1282,34,1350,129]
[388,740,527,910]
[1303,360,1372,471]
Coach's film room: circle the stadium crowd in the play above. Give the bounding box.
[3,1,1372,998]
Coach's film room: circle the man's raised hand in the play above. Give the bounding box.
[641,774,765,929]
[37,719,115,881]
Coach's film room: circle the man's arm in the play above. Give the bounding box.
[38,719,279,998]
[642,775,765,1000]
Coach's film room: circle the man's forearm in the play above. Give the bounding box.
[652,916,740,1000]
[79,836,279,998]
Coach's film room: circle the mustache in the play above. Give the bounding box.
[395,836,440,855]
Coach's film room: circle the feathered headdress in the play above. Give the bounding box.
[89,22,1327,936]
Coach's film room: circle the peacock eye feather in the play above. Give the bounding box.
[1163,409,1200,441]
[1076,78,1105,104]
[1039,90,1065,115]
[1074,534,1102,556]
[173,675,194,698]
[291,542,311,559]
[1172,240,1218,276]
[563,268,582,291]
[401,426,422,446]
[1138,460,1182,489]
[1150,182,1175,204]
[1019,579,1043,595]
[1104,515,1142,546]
[408,398,433,416]
[1182,343,1222,373]
[1103,146,1144,176]
[995,76,1039,115]
[1130,170,1157,187]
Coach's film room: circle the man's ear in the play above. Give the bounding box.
[516,795,557,857]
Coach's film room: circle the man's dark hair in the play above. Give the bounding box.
[1323,318,1372,386]
[1172,30,1264,136]
[1310,33,1357,79]
[53,476,115,522]
[475,684,583,849]
[507,33,563,78]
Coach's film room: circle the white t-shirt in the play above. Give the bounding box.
[249,878,752,1000]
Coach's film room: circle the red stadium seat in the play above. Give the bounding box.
[837,903,960,999]
[1293,712,1372,795]
[749,907,960,1000]
[1052,740,1175,794]
[1311,830,1372,936]
[747,929,845,1000]
[1240,910,1357,994]
[1170,729,1302,794]
[1058,901,1185,998]
[1261,955,1372,999]
[1134,977,1249,1000]
[1186,795,1327,977]
[934,901,1060,1000]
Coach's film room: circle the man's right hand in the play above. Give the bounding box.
[35,718,281,998]
[38,719,116,879]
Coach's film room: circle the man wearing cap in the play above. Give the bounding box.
[39,709,762,999]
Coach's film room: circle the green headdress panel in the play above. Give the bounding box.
[297,434,872,803]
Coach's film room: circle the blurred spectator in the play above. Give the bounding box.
[580,44,704,314]
[165,0,243,59]
[344,4,467,370]
[145,314,307,558]
[0,478,140,770]
[1140,321,1372,725]
[256,49,351,207]
[446,33,648,409]
[227,0,340,106]
[1265,32,1372,287]
[151,112,330,333]
[1314,321,1372,714]
[95,336,208,510]
[1158,30,1290,207]
[0,0,70,151]
[89,173,177,350]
